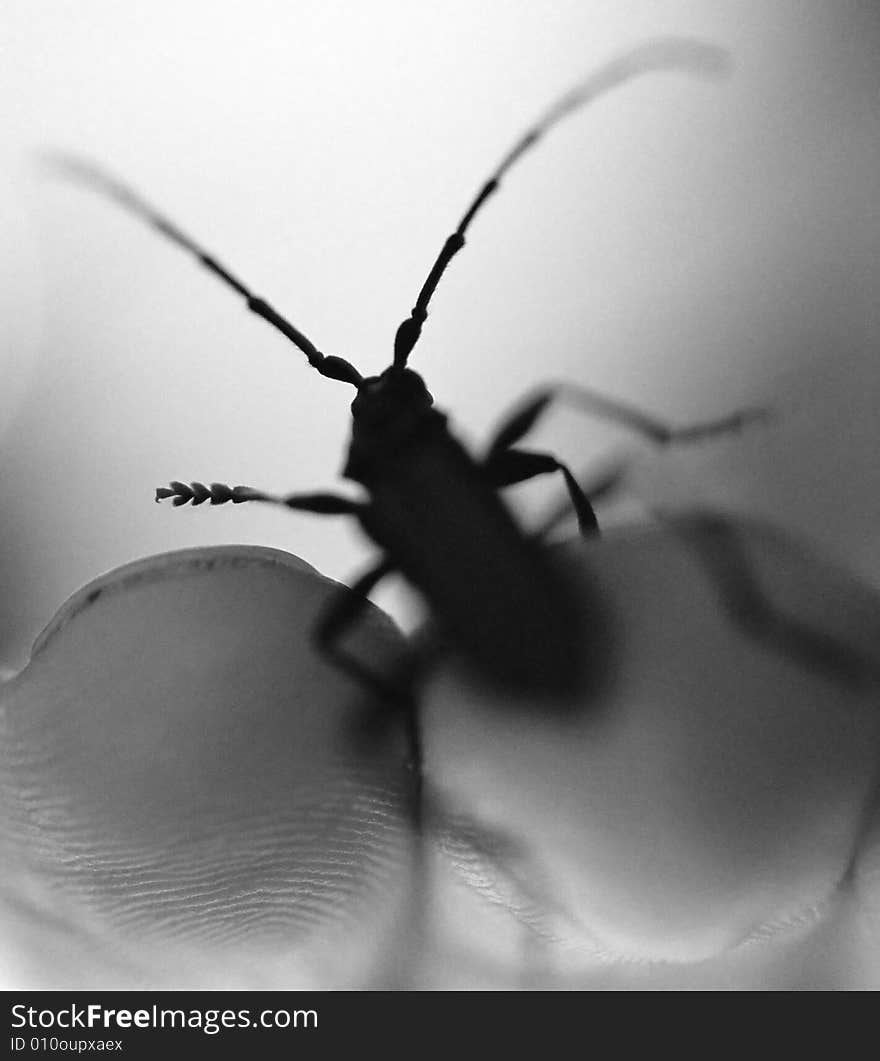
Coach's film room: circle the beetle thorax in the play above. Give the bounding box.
[344,367,442,483]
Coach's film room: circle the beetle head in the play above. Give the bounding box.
[350,367,434,428]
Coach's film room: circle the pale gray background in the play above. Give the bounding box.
[2,0,879,666]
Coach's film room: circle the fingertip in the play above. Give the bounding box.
[2,546,418,986]
[422,519,880,967]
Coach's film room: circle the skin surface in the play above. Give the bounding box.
[0,547,418,989]
[1,521,879,988]
[423,521,880,986]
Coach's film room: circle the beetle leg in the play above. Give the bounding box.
[156,480,364,514]
[316,560,429,985]
[673,512,880,690]
[483,447,598,536]
[314,557,412,703]
[534,458,632,538]
[486,383,768,457]
[316,559,425,820]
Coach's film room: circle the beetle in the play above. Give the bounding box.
[47,38,770,711]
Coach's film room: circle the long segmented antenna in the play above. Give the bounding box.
[392,37,731,368]
[40,154,364,389]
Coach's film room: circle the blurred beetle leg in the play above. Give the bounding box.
[484,447,598,536]
[536,457,631,538]
[673,513,880,690]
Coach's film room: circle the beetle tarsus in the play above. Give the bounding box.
[155,480,362,515]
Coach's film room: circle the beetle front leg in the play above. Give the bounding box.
[483,448,599,536]
[486,383,768,457]
[154,481,418,704]
[486,383,767,539]
[156,480,363,515]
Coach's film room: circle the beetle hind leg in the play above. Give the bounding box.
[674,512,880,689]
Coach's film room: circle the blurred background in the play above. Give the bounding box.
[1,0,879,669]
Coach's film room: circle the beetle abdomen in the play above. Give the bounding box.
[352,428,611,700]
